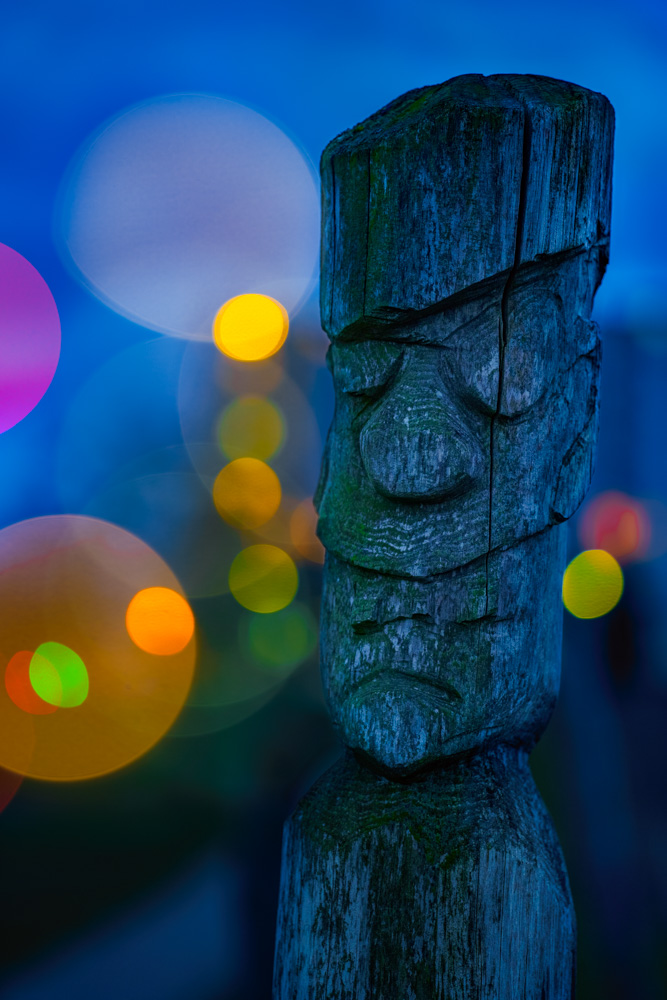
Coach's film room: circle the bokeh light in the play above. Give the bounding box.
[217,396,285,461]
[213,294,288,362]
[58,94,319,339]
[241,602,317,673]
[126,587,195,655]
[0,515,196,780]
[30,642,89,708]
[178,341,322,500]
[5,651,57,716]
[0,243,61,433]
[213,458,281,529]
[229,544,298,613]
[563,549,624,619]
[579,490,651,563]
[290,498,325,564]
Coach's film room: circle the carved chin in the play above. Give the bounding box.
[334,674,482,777]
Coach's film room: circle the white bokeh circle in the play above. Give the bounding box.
[57,94,320,339]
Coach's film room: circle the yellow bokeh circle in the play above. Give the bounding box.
[213,458,281,529]
[562,549,624,619]
[213,294,288,362]
[217,396,285,461]
[126,587,195,655]
[229,544,298,613]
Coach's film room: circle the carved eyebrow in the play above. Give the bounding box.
[331,299,503,352]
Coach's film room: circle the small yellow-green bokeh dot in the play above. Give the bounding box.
[229,544,298,614]
[242,602,317,673]
[217,396,285,462]
[562,549,624,619]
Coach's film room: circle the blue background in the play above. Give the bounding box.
[0,2,666,998]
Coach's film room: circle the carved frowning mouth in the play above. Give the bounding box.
[346,614,471,702]
[345,607,511,703]
[347,667,464,703]
[394,668,463,701]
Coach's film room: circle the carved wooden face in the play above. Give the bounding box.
[317,255,601,575]
[317,252,602,774]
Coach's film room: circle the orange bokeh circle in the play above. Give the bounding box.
[0,515,196,781]
[126,587,195,655]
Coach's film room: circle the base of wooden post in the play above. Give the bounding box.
[273,748,575,999]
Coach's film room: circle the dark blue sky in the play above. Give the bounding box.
[2,1,666,312]
[0,0,665,525]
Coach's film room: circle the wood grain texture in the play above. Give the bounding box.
[495,75,613,266]
[320,73,612,339]
[320,75,525,333]
[275,73,614,998]
[274,750,575,1000]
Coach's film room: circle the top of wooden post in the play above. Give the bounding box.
[320,73,614,338]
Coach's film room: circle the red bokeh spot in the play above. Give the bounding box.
[578,491,651,563]
[5,650,58,716]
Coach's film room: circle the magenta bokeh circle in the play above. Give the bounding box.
[0,243,61,433]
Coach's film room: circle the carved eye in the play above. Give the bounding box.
[441,307,500,415]
[500,290,562,417]
[330,342,403,397]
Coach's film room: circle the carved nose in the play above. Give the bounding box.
[359,370,483,502]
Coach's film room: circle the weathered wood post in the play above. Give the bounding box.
[274,74,614,998]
